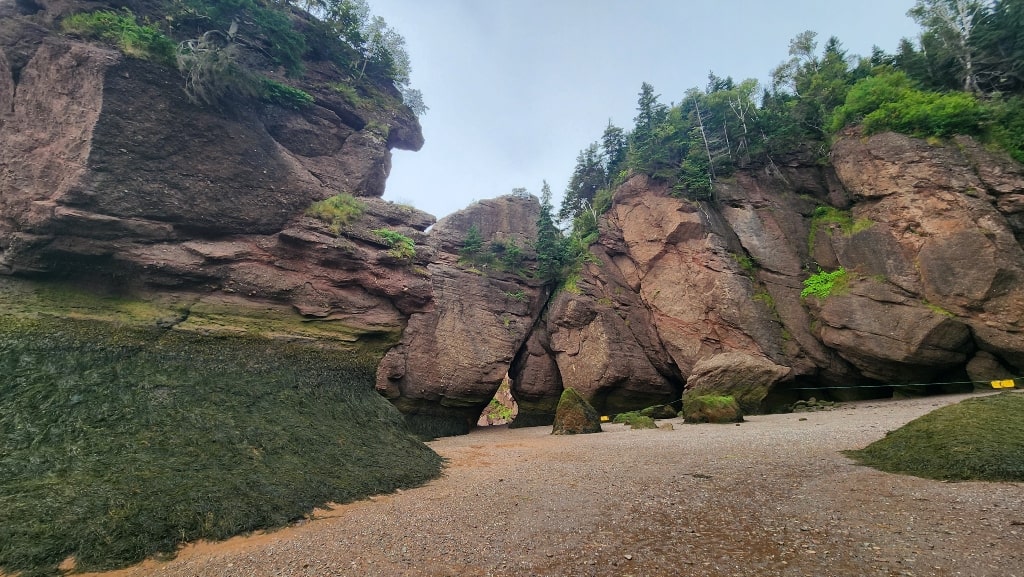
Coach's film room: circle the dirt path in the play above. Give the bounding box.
[82,393,1024,577]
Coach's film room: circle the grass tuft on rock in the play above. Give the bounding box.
[0,314,442,577]
[845,392,1024,482]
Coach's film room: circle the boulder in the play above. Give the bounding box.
[552,388,602,435]
[681,395,744,424]
[684,352,792,414]
[966,351,1019,390]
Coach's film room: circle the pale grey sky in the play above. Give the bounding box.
[369,0,921,218]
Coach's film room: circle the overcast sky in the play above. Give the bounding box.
[368,0,921,219]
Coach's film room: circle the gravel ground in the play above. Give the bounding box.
[82,392,1024,577]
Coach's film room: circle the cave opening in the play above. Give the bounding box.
[476,376,518,427]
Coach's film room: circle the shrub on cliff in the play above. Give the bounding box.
[830,72,988,138]
[61,9,176,64]
[801,267,849,300]
[373,228,416,261]
[306,193,365,233]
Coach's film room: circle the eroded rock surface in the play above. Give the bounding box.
[515,131,1024,418]
[377,196,549,436]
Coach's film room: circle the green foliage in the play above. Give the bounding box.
[305,193,364,233]
[373,228,416,261]
[0,314,440,577]
[61,10,176,65]
[484,397,515,422]
[560,143,607,222]
[923,300,956,318]
[988,96,1024,164]
[504,290,528,302]
[561,271,582,295]
[829,70,1023,159]
[753,291,775,309]
[261,77,314,109]
[460,224,485,261]
[846,392,1024,481]
[808,206,874,252]
[536,182,568,281]
[330,82,367,107]
[732,253,756,275]
[801,267,849,299]
[491,238,524,272]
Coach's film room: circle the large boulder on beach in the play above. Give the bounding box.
[552,388,602,435]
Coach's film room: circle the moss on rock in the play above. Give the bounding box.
[552,388,602,435]
[682,394,744,424]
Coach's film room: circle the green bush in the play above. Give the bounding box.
[846,392,1024,481]
[61,10,176,65]
[261,77,314,109]
[988,96,1024,164]
[808,206,873,252]
[830,71,987,138]
[305,193,364,233]
[373,228,416,261]
[801,267,849,299]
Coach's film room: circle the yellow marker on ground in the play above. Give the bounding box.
[991,380,1017,389]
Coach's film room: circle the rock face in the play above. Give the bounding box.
[684,352,791,414]
[376,195,549,436]
[514,131,1024,421]
[4,2,1024,437]
[0,2,431,347]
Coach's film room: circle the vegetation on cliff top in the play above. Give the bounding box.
[60,0,426,114]
[558,0,1024,233]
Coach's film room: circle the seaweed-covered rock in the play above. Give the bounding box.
[552,388,602,435]
[682,395,744,424]
[685,352,792,414]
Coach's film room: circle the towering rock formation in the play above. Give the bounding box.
[376,195,550,436]
[2,0,1023,438]
[511,131,1024,424]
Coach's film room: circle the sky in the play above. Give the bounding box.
[368,0,922,219]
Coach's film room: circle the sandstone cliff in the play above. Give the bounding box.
[3,0,1024,439]
[511,130,1024,422]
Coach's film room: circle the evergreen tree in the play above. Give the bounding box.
[559,143,606,223]
[973,0,1024,93]
[627,82,670,174]
[535,181,565,281]
[460,224,484,261]
[908,0,989,93]
[601,121,628,178]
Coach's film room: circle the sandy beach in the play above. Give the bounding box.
[80,392,1024,577]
